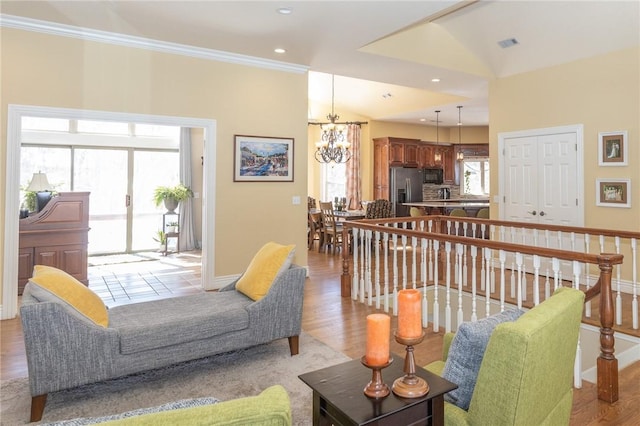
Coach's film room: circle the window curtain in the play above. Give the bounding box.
[346,124,362,210]
[179,128,198,250]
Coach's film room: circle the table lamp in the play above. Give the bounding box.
[27,172,52,213]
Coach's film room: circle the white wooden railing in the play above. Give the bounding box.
[340,215,637,404]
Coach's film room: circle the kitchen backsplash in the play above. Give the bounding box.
[422,184,460,200]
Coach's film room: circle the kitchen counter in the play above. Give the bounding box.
[404,200,489,216]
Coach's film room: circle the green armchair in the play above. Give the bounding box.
[425,287,585,425]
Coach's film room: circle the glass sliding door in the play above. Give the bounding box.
[132,150,180,251]
[74,148,128,254]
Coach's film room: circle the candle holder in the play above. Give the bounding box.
[392,331,429,398]
[361,356,393,399]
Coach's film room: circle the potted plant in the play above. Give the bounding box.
[153,230,167,248]
[153,184,193,213]
[165,221,179,233]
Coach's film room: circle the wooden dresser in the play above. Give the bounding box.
[18,192,90,294]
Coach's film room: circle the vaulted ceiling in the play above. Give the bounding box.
[2,1,638,127]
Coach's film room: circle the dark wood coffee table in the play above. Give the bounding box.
[299,356,457,425]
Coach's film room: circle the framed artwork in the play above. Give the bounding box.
[598,131,627,166]
[234,135,294,182]
[596,178,631,208]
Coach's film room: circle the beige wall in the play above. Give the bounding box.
[489,47,639,230]
[0,28,309,308]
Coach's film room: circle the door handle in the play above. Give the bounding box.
[527,210,537,216]
[125,194,131,207]
[539,211,546,217]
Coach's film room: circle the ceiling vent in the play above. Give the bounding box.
[498,38,519,48]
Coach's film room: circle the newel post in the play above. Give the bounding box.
[596,254,620,403]
[341,226,351,298]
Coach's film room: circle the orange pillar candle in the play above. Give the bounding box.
[397,289,422,338]
[365,313,391,366]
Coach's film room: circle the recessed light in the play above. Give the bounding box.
[277,7,292,15]
[431,78,440,83]
[274,48,286,54]
[419,118,427,122]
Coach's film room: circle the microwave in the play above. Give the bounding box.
[423,168,443,184]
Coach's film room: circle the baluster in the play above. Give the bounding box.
[456,244,464,329]
[557,230,564,283]
[463,244,468,288]
[573,260,583,389]
[484,248,492,317]
[472,222,478,238]
[454,240,461,285]
[516,253,523,310]
[499,250,507,314]
[428,221,434,282]
[392,233,399,316]
[615,236,622,326]
[544,229,551,300]
[533,255,541,306]
[632,238,638,329]
[490,249,496,294]
[383,232,390,313]
[585,234,592,317]
[401,234,408,291]
[374,231,381,310]
[510,228,516,298]
[366,229,373,306]
[471,246,478,322]
[421,238,429,328]
[433,240,440,332]
[360,228,367,302]
[352,228,360,300]
[445,241,452,333]
[411,236,418,289]
[553,258,560,290]
[480,243,487,291]
[463,222,468,238]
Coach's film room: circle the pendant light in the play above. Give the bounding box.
[433,110,442,163]
[456,106,464,161]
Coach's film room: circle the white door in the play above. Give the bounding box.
[501,126,583,227]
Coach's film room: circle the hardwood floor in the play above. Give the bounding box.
[2,248,638,424]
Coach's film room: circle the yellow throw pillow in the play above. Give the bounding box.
[29,265,109,327]
[235,242,296,301]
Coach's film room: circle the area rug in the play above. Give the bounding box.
[0,333,350,425]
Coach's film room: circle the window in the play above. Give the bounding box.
[460,157,490,196]
[321,162,346,203]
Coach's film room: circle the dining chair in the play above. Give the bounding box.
[308,211,323,250]
[365,199,392,219]
[319,201,343,254]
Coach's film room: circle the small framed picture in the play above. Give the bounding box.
[596,178,631,208]
[234,135,294,182]
[598,131,627,166]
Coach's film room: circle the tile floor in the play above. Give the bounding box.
[87,250,203,307]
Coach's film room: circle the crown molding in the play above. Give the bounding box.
[0,14,308,74]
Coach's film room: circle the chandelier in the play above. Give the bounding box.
[309,75,367,164]
[433,110,442,163]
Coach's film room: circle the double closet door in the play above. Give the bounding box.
[502,130,580,227]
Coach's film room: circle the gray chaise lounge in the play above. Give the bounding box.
[20,264,306,422]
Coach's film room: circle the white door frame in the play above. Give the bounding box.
[2,104,217,319]
[498,124,585,226]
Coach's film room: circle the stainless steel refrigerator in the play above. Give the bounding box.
[390,167,423,217]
